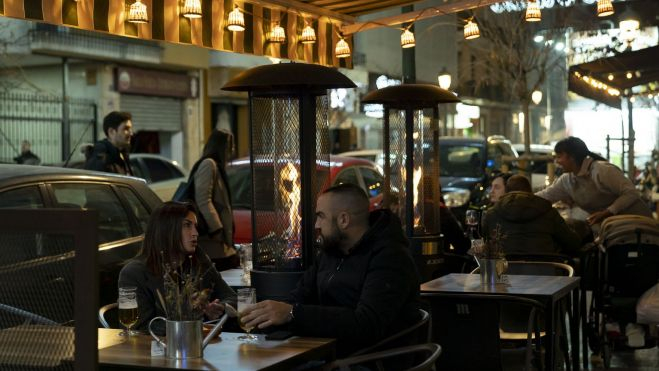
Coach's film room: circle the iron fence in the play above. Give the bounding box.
[0,92,97,165]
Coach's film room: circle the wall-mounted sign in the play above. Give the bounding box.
[115,67,198,99]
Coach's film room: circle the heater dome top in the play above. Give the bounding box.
[222,62,356,94]
[362,84,460,108]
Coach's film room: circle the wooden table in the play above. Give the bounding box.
[421,273,580,371]
[220,268,250,288]
[98,329,335,370]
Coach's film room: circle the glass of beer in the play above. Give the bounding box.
[237,288,257,341]
[118,286,140,336]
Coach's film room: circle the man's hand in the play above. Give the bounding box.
[586,209,612,225]
[240,300,292,330]
[204,299,225,320]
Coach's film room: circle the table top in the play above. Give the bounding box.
[98,329,335,370]
[421,273,580,301]
[220,268,250,288]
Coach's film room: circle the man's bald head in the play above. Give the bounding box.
[320,183,370,225]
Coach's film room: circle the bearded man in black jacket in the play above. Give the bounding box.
[241,183,422,357]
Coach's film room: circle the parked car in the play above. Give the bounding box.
[0,164,162,322]
[512,143,556,192]
[339,136,519,222]
[63,152,188,201]
[227,155,385,243]
[338,149,385,169]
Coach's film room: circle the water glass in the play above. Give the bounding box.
[237,288,257,341]
[118,286,140,336]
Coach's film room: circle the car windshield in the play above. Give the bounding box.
[434,144,485,178]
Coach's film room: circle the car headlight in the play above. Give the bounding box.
[443,189,471,208]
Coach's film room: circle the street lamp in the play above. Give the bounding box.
[437,68,452,90]
[531,90,543,105]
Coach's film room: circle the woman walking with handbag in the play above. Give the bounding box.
[191,129,239,271]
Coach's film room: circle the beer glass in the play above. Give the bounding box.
[236,288,257,341]
[118,286,140,336]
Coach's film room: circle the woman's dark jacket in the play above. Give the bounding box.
[483,191,581,257]
[118,250,237,334]
[287,209,421,357]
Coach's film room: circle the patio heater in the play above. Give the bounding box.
[362,84,460,281]
[222,63,355,300]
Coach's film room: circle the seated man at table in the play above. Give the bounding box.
[240,183,422,357]
[482,175,581,257]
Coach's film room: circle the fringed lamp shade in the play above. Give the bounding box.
[301,25,316,44]
[128,1,148,24]
[401,30,415,48]
[270,23,286,43]
[597,0,614,17]
[227,6,245,32]
[182,0,202,19]
[525,1,541,22]
[463,20,480,40]
[335,38,351,58]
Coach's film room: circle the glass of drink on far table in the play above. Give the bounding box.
[237,288,257,341]
[118,286,140,336]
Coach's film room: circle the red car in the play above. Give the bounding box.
[227,155,384,243]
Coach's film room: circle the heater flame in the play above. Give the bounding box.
[413,166,423,227]
[279,162,302,258]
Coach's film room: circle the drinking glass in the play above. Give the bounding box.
[465,209,479,227]
[237,288,257,341]
[118,286,140,336]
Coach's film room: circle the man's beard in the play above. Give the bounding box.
[315,221,347,254]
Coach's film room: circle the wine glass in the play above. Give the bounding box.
[465,209,479,227]
[118,286,140,336]
[237,288,257,341]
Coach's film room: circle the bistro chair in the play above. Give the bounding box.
[351,308,431,357]
[0,303,59,326]
[472,261,574,370]
[425,293,544,371]
[98,302,119,329]
[322,343,441,371]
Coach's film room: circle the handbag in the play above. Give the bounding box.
[172,174,210,235]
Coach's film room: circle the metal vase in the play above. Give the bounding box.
[478,258,507,286]
[165,320,203,359]
[149,317,203,359]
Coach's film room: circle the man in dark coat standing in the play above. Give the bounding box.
[240,183,421,357]
[483,175,581,257]
[84,111,134,175]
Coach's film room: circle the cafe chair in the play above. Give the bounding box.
[350,308,431,357]
[322,343,441,371]
[98,302,118,329]
[425,293,544,371]
[0,303,59,326]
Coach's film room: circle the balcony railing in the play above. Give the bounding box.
[29,25,162,64]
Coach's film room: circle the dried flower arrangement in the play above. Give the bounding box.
[470,224,507,260]
[157,255,213,321]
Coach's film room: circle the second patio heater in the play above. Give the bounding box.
[222,63,356,300]
[362,84,460,281]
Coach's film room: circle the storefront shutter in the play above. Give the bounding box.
[120,95,183,132]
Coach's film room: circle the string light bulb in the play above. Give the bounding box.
[227,6,245,32]
[597,0,614,17]
[525,1,541,22]
[335,38,351,59]
[401,29,415,48]
[463,19,480,40]
[128,1,149,23]
[182,0,202,19]
[300,24,316,44]
[269,22,286,43]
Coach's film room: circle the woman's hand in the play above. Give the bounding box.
[204,299,225,320]
[586,209,613,225]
